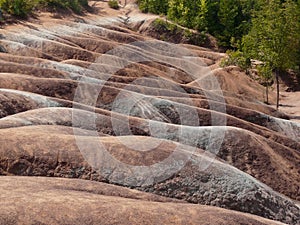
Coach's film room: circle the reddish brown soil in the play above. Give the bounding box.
[0,176,286,225]
[0,1,299,225]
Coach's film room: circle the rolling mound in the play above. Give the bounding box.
[0,125,299,224]
[0,176,286,225]
[0,1,299,224]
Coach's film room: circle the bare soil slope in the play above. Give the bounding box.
[0,1,299,225]
[0,176,286,225]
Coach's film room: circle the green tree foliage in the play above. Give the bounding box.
[138,0,168,14]
[40,0,89,13]
[0,0,36,18]
[218,0,241,47]
[194,0,208,31]
[138,0,258,48]
[242,0,300,108]
[220,50,251,72]
[217,0,255,48]
[257,62,273,104]
[167,0,208,29]
[0,0,89,17]
[150,18,206,45]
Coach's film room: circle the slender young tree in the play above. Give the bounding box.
[257,63,273,104]
[242,0,300,109]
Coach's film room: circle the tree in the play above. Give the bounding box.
[194,0,209,31]
[257,63,273,104]
[242,0,300,109]
[167,0,182,21]
[0,0,34,18]
[168,0,199,28]
[218,0,242,48]
[138,0,168,14]
[148,0,169,14]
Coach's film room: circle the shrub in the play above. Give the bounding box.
[183,29,206,46]
[151,19,206,46]
[137,0,168,14]
[153,19,180,34]
[0,0,89,18]
[0,0,36,18]
[108,0,119,10]
[221,50,251,72]
[40,0,88,13]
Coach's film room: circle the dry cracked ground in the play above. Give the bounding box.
[0,1,299,225]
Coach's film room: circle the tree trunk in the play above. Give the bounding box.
[266,85,269,104]
[275,70,280,110]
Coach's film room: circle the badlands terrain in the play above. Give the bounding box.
[0,1,299,225]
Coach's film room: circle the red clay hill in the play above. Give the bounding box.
[0,1,299,225]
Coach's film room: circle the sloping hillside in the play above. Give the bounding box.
[0,1,299,225]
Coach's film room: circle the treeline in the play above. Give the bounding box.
[137,0,299,48]
[138,0,300,108]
